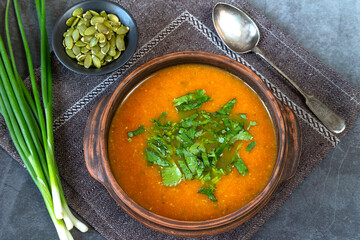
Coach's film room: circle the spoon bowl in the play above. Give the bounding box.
[212,3,260,53]
[212,3,346,134]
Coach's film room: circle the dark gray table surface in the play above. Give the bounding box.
[0,0,359,239]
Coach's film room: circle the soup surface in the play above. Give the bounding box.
[108,64,277,221]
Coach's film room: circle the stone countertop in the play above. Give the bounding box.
[0,0,359,239]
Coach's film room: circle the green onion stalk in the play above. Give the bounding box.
[0,0,88,239]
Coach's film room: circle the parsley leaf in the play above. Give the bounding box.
[183,150,198,174]
[161,164,182,187]
[127,125,144,138]
[232,152,248,176]
[246,141,257,152]
[173,89,211,111]
[144,149,172,167]
[197,184,217,202]
[178,161,193,180]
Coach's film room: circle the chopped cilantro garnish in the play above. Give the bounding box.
[197,184,217,202]
[233,152,248,176]
[127,125,144,138]
[173,89,211,111]
[160,164,182,187]
[129,90,257,201]
[246,141,257,152]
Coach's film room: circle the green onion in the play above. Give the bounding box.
[0,0,88,239]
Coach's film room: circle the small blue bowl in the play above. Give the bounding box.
[52,0,138,75]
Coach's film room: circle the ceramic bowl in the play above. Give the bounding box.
[83,51,301,237]
[52,0,138,75]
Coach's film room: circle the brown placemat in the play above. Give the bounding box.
[1,0,360,239]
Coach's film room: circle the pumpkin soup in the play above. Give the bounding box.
[108,64,277,221]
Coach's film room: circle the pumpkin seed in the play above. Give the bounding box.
[101,42,110,54]
[64,36,74,49]
[100,11,108,19]
[76,54,86,62]
[84,26,97,35]
[89,10,99,16]
[108,14,119,23]
[72,29,80,42]
[72,45,81,56]
[72,8,83,17]
[95,51,105,60]
[77,24,87,36]
[66,48,76,58]
[104,55,112,62]
[81,46,89,53]
[92,55,101,68]
[91,16,105,25]
[75,41,87,47]
[96,23,109,34]
[83,11,92,20]
[115,35,125,51]
[109,35,116,48]
[89,37,99,48]
[108,46,116,57]
[81,35,93,43]
[95,32,106,43]
[91,45,101,54]
[84,54,92,68]
[66,17,76,26]
[116,25,129,35]
[113,50,121,60]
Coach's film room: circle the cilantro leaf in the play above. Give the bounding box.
[229,130,253,144]
[213,98,236,116]
[239,113,247,120]
[232,152,248,176]
[161,164,182,187]
[246,141,257,152]
[247,121,258,130]
[178,161,193,180]
[144,149,172,167]
[183,150,198,174]
[127,125,144,138]
[147,137,171,158]
[197,184,217,202]
[173,90,211,111]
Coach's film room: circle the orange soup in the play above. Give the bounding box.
[108,64,277,221]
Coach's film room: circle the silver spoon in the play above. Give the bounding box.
[212,2,346,134]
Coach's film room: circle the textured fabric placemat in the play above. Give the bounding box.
[1,0,360,239]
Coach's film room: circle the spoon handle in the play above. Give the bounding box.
[253,46,346,134]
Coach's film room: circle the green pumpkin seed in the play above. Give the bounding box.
[77,24,87,36]
[90,16,105,25]
[72,29,80,42]
[116,25,129,35]
[108,46,116,56]
[106,31,113,41]
[91,45,101,54]
[111,22,121,32]
[109,35,116,48]
[76,54,86,62]
[113,50,121,60]
[115,35,125,51]
[96,23,109,34]
[95,32,106,43]
[92,55,101,68]
[95,51,105,60]
[65,28,74,37]
[62,39,66,47]
[75,41,86,47]
[64,36,74,49]
[104,55,112,62]
[101,42,110,54]
[81,35,93,43]
[100,10,107,19]
[81,46,89,53]
[89,10,99,16]
[89,37,99,48]
[71,17,80,28]
[66,17,76,26]
[103,21,112,29]
[108,14,119,23]
[66,48,76,58]
[84,55,92,68]
[73,8,83,17]
[84,26,97,35]
[72,45,81,56]
[78,62,84,66]
[83,11,92,20]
